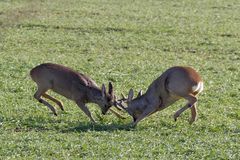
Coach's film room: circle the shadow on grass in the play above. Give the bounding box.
[16,115,134,133]
[62,122,134,133]
[16,23,129,33]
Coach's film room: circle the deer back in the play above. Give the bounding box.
[30,63,100,101]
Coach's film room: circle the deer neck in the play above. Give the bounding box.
[127,94,148,115]
[127,91,161,116]
[86,87,102,104]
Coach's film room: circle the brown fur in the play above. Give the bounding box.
[117,66,203,127]
[30,63,124,122]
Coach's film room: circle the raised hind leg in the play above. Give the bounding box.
[173,94,197,123]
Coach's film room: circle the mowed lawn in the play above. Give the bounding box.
[0,0,239,159]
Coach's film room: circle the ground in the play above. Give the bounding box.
[0,0,239,159]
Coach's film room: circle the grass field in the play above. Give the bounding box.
[0,0,239,159]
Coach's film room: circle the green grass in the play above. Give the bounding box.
[0,0,239,159]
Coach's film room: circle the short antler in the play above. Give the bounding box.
[113,102,123,111]
[120,93,127,101]
[115,99,127,111]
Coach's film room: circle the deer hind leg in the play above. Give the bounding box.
[189,103,197,124]
[76,101,95,123]
[33,87,57,116]
[42,93,64,111]
[173,95,197,123]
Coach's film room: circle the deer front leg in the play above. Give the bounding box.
[132,107,156,127]
[76,101,95,123]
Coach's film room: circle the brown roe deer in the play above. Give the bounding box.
[30,63,123,122]
[116,66,203,127]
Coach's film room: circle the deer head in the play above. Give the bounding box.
[115,89,144,121]
[99,82,115,115]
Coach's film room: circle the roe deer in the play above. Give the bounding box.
[116,66,203,127]
[30,63,124,122]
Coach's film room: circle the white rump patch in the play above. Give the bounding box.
[192,81,203,93]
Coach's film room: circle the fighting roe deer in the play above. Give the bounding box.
[30,63,124,122]
[116,66,203,127]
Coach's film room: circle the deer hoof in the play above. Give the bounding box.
[60,107,64,111]
[189,118,196,124]
[130,122,137,128]
[173,114,179,121]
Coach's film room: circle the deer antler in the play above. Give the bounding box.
[114,99,127,111]
[113,101,124,111]
[109,108,126,119]
[114,93,128,103]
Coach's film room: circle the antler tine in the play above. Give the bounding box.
[115,93,127,104]
[113,101,124,111]
[115,100,127,111]
[109,108,126,119]
[121,93,127,101]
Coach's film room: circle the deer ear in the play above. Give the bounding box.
[108,82,113,96]
[127,89,134,102]
[101,84,106,98]
[137,90,143,98]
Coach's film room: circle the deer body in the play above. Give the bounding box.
[118,66,203,126]
[30,63,122,122]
